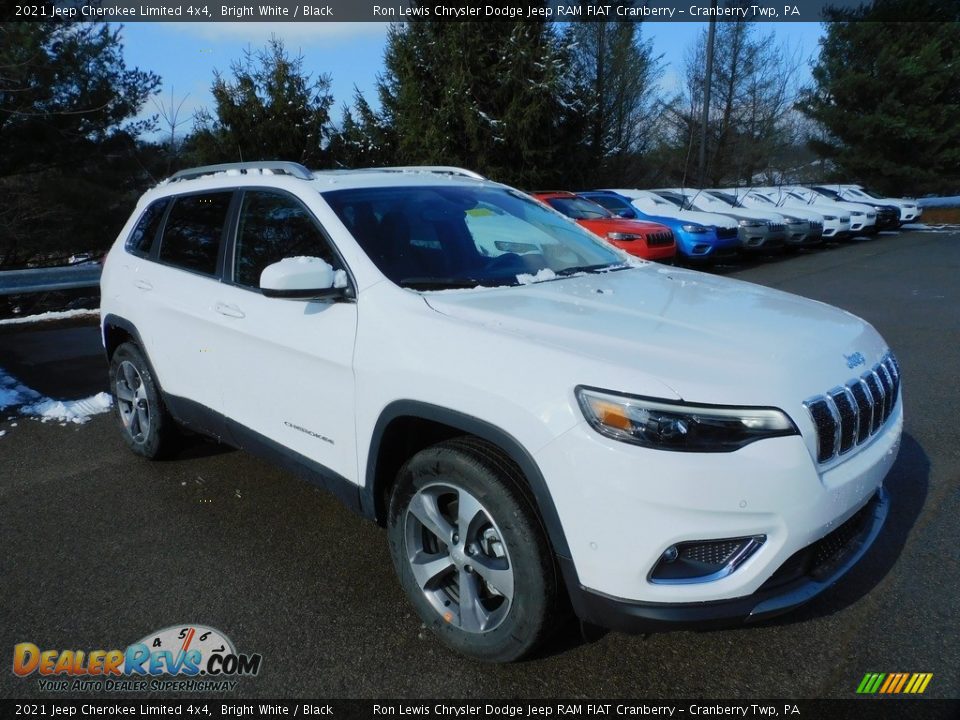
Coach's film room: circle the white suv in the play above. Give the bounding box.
[101,162,902,662]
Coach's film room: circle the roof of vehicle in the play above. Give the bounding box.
[152,162,492,196]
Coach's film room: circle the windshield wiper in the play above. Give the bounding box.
[556,263,626,276]
[398,277,483,290]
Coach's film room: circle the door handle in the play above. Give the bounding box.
[215,302,245,319]
[134,280,153,291]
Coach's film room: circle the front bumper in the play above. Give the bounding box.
[738,225,786,250]
[785,221,823,246]
[565,487,888,632]
[535,397,901,630]
[675,229,741,261]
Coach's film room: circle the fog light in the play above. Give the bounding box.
[649,535,765,584]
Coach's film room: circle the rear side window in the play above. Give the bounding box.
[125,198,169,257]
[233,191,338,289]
[158,192,233,276]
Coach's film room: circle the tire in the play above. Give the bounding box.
[387,437,560,662]
[108,342,179,459]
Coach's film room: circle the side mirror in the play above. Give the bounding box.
[615,208,637,219]
[259,257,350,300]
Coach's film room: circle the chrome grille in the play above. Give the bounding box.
[804,353,901,463]
[767,222,785,232]
[717,227,738,239]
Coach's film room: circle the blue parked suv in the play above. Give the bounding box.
[580,190,740,263]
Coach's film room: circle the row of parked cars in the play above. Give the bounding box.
[531,185,923,263]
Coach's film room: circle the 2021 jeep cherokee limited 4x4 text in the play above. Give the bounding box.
[101,162,902,662]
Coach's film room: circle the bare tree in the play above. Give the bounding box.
[676,16,804,187]
[151,85,192,173]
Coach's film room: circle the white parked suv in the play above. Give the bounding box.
[101,162,903,662]
[813,184,922,224]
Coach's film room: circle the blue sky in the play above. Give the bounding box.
[116,21,825,139]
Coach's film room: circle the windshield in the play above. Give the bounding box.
[850,187,884,200]
[748,192,775,205]
[653,191,686,209]
[813,187,841,200]
[323,185,626,289]
[544,196,612,220]
[707,191,738,206]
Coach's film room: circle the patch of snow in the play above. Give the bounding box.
[1,367,112,428]
[333,269,348,289]
[0,370,43,410]
[0,308,100,326]
[0,430,5,438]
[917,196,960,208]
[22,392,113,425]
[225,169,242,176]
[516,268,557,285]
[901,223,960,232]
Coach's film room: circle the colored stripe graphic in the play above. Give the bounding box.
[857,672,932,694]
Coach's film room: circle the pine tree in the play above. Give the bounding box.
[188,37,335,168]
[0,23,160,267]
[797,0,960,194]
[377,15,582,187]
[328,90,397,168]
[564,4,663,187]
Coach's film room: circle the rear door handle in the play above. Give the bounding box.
[215,302,245,319]
[134,280,153,291]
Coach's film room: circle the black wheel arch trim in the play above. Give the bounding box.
[364,400,573,561]
[101,314,167,395]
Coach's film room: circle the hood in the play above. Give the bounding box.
[773,206,822,223]
[829,200,877,216]
[694,202,782,223]
[578,217,670,237]
[422,266,887,407]
[631,202,738,230]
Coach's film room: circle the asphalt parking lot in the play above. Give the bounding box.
[1,229,958,700]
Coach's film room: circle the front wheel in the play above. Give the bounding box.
[387,437,560,662]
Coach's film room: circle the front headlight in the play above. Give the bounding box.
[851,211,864,217]
[681,224,708,233]
[607,232,641,241]
[576,387,798,452]
[823,215,837,221]
[738,219,765,228]
[782,216,800,223]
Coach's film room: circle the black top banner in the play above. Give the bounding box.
[0,700,959,720]
[5,0,959,23]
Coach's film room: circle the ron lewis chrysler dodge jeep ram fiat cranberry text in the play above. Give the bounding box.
[100,162,902,662]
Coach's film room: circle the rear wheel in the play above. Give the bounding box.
[387,437,560,662]
[109,342,178,459]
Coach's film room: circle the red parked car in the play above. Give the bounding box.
[531,191,676,262]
